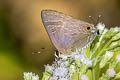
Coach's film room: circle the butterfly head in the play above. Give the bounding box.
[83,24,97,35]
[81,24,97,46]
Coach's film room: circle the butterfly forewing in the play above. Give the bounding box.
[41,10,65,50]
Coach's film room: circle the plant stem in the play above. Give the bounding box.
[92,68,95,80]
[93,39,112,66]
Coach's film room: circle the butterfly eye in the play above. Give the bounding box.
[85,26,93,31]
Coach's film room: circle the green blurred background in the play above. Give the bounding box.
[0,0,120,80]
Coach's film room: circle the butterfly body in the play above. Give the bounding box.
[41,10,97,55]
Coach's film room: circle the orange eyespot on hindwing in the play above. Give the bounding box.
[85,26,93,32]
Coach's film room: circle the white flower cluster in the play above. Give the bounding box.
[106,68,116,77]
[24,72,39,80]
[44,50,93,80]
[81,74,89,80]
[45,57,70,80]
[116,54,120,61]
[72,50,93,66]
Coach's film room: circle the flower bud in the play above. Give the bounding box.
[81,74,89,80]
[49,76,57,80]
[106,68,116,77]
[24,72,39,80]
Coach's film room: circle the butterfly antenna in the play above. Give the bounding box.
[95,15,101,26]
[88,16,95,24]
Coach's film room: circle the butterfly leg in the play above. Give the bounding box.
[54,50,61,58]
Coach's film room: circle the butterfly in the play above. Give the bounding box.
[41,10,97,56]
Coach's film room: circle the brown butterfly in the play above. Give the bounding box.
[41,10,97,56]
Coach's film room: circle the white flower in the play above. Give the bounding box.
[53,67,68,77]
[69,65,75,70]
[24,72,32,80]
[79,54,86,62]
[73,52,93,66]
[49,76,57,80]
[24,72,39,80]
[74,53,81,59]
[103,29,108,33]
[59,78,68,80]
[114,27,120,32]
[72,50,82,59]
[96,23,105,31]
[45,64,54,73]
[60,61,69,67]
[106,68,116,77]
[69,65,76,75]
[52,58,69,68]
[79,54,93,66]
[32,75,39,80]
[116,54,120,61]
[24,72,33,77]
[84,59,93,66]
[58,58,69,67]
[105,51,113,58]
[81,74,89,80]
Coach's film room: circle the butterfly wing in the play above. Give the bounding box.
[60,18,96,54]
[41,10,68,51]
[41,10,96,54]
